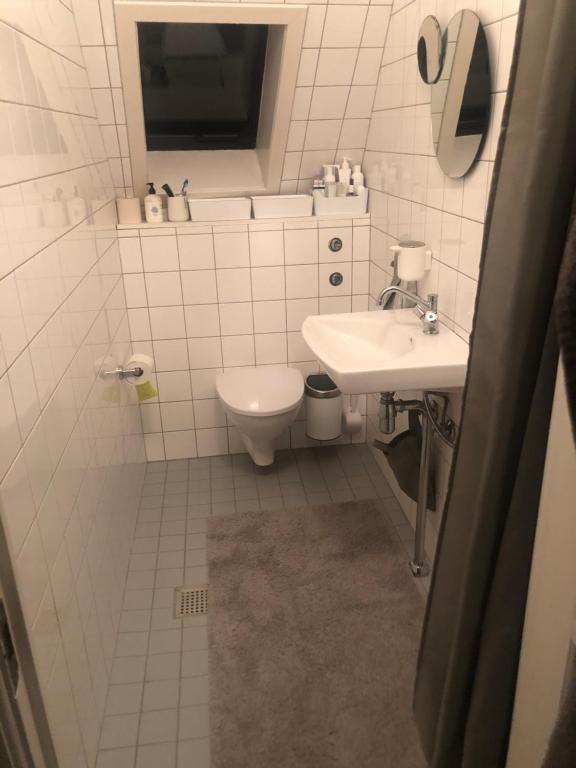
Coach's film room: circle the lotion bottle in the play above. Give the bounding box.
[144,183,164,223]
[338,158,352,192]
[352,164,364,190]
[323,165,337,198]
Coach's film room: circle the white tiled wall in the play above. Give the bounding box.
[0,3,145,767]
[72,0,392,197]
[119,216,371,460]
[364,0,521,555]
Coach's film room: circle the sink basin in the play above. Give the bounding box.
[302,309,469,394]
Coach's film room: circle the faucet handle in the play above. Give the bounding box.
[426,293,438,312]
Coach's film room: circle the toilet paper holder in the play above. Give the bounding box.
[101,366,144,380]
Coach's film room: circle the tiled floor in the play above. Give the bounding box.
[95,445,414,768]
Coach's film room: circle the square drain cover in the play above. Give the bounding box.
[174,586,208,618]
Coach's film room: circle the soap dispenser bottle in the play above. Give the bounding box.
[144,183,164,223]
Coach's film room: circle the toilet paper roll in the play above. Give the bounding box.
[125,353,157,401]
[342,410,363,434]
[124,353,154,384]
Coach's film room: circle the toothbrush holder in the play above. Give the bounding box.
[167,196,189,222]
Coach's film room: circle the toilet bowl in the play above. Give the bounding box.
[216,367,304,466]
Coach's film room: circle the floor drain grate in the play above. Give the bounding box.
[174,586,208,618]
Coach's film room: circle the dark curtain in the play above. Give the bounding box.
[413,1,576,766]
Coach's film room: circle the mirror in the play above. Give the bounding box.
[419,11,491,178]
[417,16,442,84]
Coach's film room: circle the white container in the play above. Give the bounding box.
[251,194,313,219]
[116,197,142,225]
[313,187,368,216]
[352,165,364,189]
[144,188,164,223]
[188,197,251,222]
[392,241,432,281]
[338,158,352,187]
[167,196,189,222]
[305,374,342,441]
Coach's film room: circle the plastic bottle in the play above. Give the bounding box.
[339,158,352,187]
[323,165,337,198]
[352,164,364,190]
[144,182,164,223]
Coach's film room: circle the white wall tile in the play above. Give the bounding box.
[287,298,319,331]
[187,338,222,369]
[145,272,182,306]
[219,303,254,336]
[255,333,288,364]
[216,268,252,303]
[251,267,285,301]
[160,402,195,432]
[303,5,327,48]
[297,48,320,87]
[214,232,250,268]
[156,371,192,402]
[141,237,179,272]
[286,265,319,299]
[315,50,357,86]
[249,230,284,266]
[149,306,186,339]
[309,86,350,119]
[284,228,319,265]
[178,235,215,270]
[181,271,218,305]
[253,301,287,333]
[0,374,21,480]
[164,430,197,460]
[119,238,143,272]
[184,305,220,338]
[153,339,189,371]
[221,336,255,367]
[322,6,368,48]
[193,399,226,429]
[196,428,228,458]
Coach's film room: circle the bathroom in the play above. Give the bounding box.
[0,0,575,766]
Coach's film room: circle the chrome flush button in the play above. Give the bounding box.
[329,272,343,286]
[329,237,343,252]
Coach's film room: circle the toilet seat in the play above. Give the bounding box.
[216,367,304,417]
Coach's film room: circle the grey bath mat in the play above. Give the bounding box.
[208,499,426,768]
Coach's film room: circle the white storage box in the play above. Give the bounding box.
[188,197,251,222]
[251,194,313,219]
[313,187,368,216]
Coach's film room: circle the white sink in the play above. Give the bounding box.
[302,309,469,394]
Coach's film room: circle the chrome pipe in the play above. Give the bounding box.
[409,410,432,578]
[379,392,397,434]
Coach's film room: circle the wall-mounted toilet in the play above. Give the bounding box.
[216,367,304,466]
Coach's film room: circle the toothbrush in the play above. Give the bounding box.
[162,184,174,197]
[180,179,189,196]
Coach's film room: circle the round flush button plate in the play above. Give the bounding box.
[329,237,343,252]
[329,272,343,286]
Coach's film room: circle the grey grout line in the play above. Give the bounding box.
[0,17,86,70]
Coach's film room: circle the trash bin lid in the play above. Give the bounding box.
[305,373,340,398]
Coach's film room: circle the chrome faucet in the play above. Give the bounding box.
[377,287,439,334]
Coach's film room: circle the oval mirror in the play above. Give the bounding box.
[432,10,491,177]
[417,16,443,84]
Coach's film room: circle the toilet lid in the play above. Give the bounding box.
[216,367,304,417]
